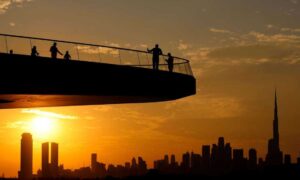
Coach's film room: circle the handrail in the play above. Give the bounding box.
[0,33,193,76]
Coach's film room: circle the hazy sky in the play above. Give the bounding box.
[0,0,300,177]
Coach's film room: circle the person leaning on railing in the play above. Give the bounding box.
[64,51,71,60]
[165,53,174,73]
[50,42,63,59]
[31,46,39,57]
[147,44,163,70]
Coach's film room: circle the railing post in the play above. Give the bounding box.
[146,53,150,66]
[118,49,122,64]
[29,39,33,55]
[98,47,102,62]
[76,45,80,60]
[137,52,141,65]
[5,36,8,53]
[188,63,193,76]
[184,62,188,75]
[29,39,33,49]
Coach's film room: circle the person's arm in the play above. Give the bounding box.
[147,48,153,53]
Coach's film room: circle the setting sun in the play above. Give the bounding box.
[30,117,56,139]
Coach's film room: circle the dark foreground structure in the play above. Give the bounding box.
[0,34,196,109]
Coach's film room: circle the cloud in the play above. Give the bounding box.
[266,24,275,29]
[209,28,232,34]
[140,44,148,49]
[249,31,300,43]
[208,44,297,61]
[178,41,190,51]
[6,120,29,129]
[184,44,300,68]
[77,45,119,55]
[281,27,300,33]
[165,95,244,120]
[9,22,15,26]
[0,0,33,14]
[21,109,78,120]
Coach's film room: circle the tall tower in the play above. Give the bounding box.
[42,142,59,178]
[266,90,283,165]
[42,142,50,177]
[51,143,59,177]
[91,153,97,172]
[19,133,33,180]
[273,90,279,151]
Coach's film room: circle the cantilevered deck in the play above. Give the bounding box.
[0,34,196,109]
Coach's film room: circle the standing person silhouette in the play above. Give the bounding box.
[50,42,63,59]
[64,51,71,60]
[165,53,174,73]
[31,46,39,57]
[147,44,163,70]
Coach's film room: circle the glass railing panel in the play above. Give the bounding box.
[0,36,8,53]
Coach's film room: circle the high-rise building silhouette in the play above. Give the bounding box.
[91,153,97,172]
[202,145,210,170]
[51,143,59,177]
[266,90,283,165]
[284,154,291,165]
[42,142,50,177]
[191,152,201,169]
[248,148,257,169]
[225,143,232,162]
[170,154,176,166]
[164,155,169,166]
[131,158,137,169]
[42,142,59,178]
[19,133,33,180]
[233,149,246,170]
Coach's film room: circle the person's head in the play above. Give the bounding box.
[155,44,159,48]
[168,53,172,56]
[9,50,13,54]
[33,46,36,49]
[66,51,69,54]
[53,42,57,46]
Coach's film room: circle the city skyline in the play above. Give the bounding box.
[0,0,300,177]
[16,134,300,179]
[15,91,299,178]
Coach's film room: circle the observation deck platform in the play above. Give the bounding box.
[0,34,196,109]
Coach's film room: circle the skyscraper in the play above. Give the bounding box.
[266,90,283,165]
[91,153,97,172]
[181,152,190,170]
[202,145,210,170]
[51,143,59,177]
[42,142,50,177]
[248,148,257,169]
[19,133,33,180]
[170,154,176,165]
[233,149,246,170]
[42,142,59,178]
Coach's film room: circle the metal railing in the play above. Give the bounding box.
[0,33,193,76]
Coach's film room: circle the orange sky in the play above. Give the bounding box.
[0,0,300,177]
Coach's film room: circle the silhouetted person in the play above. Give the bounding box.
[165,53,174,73]
[50,42,63,59]
[64,51,71,60]
[9,50,13,55]
[148,44,163,70]
[31,46,39,57]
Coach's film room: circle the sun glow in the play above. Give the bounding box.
[30,117,57,139]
